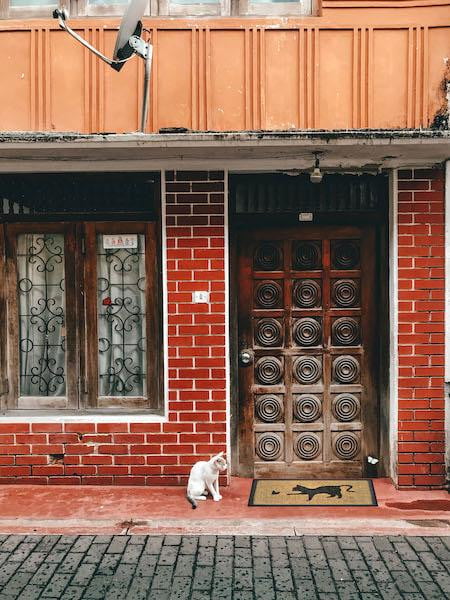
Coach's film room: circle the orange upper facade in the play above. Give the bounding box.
[0,1,449,133]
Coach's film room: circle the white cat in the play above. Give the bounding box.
[186,451,227,509]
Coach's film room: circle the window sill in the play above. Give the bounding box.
[0,412,167,423]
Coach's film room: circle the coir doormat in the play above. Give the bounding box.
[248,479,377,507]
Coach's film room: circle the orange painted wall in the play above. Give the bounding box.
[0,3,449,133]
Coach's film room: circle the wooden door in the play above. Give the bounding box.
[237,226,378,478]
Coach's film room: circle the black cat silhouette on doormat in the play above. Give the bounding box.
[272,483,355,501]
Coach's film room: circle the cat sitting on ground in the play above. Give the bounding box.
[186,451,227,509]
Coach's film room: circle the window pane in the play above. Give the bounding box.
[251,0,299,3]
[88,0,128,4]
[97,234,147,397]
[17,234,66,397]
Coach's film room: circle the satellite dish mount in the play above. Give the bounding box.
[53,0,152,133]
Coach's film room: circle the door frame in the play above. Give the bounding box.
[229,212,389,478]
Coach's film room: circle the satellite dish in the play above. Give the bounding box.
[53,0,152,132]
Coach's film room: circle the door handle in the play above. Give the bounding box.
[239,349,254,366]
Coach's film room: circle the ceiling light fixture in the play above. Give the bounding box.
[310,152,323,184]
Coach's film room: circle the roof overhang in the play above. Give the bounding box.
[0,129,449,172]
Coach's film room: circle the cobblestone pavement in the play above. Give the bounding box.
[0,535,449,600]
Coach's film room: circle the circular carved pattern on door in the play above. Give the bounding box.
[332,394,360,422]
[333,432,360,460]
[293,279,321,308]
[332,279,359,307]
[256,433,282,461]
[255,319,282,347]
[293,356,322,384]
[332,317,360,346]
[295,433,321,460]
[332,241,360,270]
[255,281,282,308]
[255,395,283,423]
[255,357,283,385]
[293,242,321,270]
[293,318,322,347]
[254,243,283,271]
[293,394,322,422]
[333,355,360,383]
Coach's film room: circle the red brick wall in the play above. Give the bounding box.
[397,167,446,489]
[0,170,227,485]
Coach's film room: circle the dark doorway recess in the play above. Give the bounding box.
[0,172,160,221]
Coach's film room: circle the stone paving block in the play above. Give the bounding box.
[106,536,129,554]
[21,551,48,572]
[212,577,233,599]
[335,580,360,597]
[124,575,152,600]
[306,548,328,569]
[9,542,37,562]
[418,551,446,571]
[58,552,84,574]
[216,537,233,556]
[357,541,381,561]
[233,591,254,600]
[28,561,58,587]
[40,573,72,597]
[321,540,343,560]
[0,538,24,553]
[416,580,447,599]
[392,541,419,561]
[167,576,191,599]
[304,536,322,549]
[364,559,393,582]
[69,562,97,586]
[70,537,94,554]
[119,542,144,564]
[376,582,404,600]
[289,556,312,581]
[144,536,164,554]
[379,550,407,571]
[233,567,253,591]
[372,537,395,552]
[173,554,195,578]
[192,565,214,590]
[328,557,353,581]
[294,579,319,600]
[391,569,419,593]
[433,569,450,593]
[190,591,212,600]
[427,538,450,561]
[163,535,182,546]
[17,584,44,600]
[254,578,277,600]
[251,537,269,557]
[179,536,198,554]
[352,570,378,593]
[151,565,175,590]
[214,555,233,578]
[198,535,216,547]
[405,537,430,552]
[234,547,252,567]
[44,547,71,564]
[253,555,272,579]
[83,542,109,564]
[35,536,59,552]
[0,570,33,597]
[273,566,295,591]
[234,536,250,548]
[312,568,337,594]
[0,553,8,569]
[97,552,122,575]
[147,590,170,600]
[341,550,367,571]
[286,537,306,558]
[197,546,215,566]
[337,537,358,550]
[135,552,158,577]
[405,559,434,582]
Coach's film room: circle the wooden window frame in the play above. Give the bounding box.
[0,220,162,415]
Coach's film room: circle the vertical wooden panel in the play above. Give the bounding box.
[0,32,31,130]
[209,30,246,131]
[156,30,192,130]
[372,29,408,128]
[318,29,353,130]
[264,30,299,130]
[428,27,450,127]
[103,30,140,133]
[49,31,85,132]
